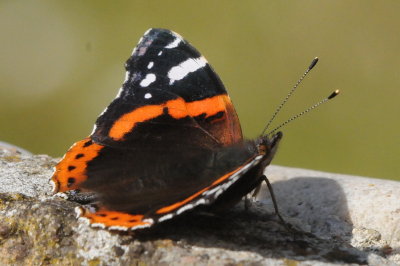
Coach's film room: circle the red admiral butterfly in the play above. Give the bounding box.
[51,28,338,231]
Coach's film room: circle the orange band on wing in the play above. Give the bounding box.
[109,98,188,140]
[109,95,229,141]
[165,98,189,119]
[51,138,103,192]
[109,105,164,140]
[156,157,254,214]
[186,95,228,118]
[80,207,151,228]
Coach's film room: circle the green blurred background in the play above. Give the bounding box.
[1,1,399,180]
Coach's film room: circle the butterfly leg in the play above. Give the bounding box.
[251,182,262,198]
[244,195,251,211]
[261,175,291,231]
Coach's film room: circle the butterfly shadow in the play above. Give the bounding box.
[133,176,372,264]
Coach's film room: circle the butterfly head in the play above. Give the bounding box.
[257,131,282,162]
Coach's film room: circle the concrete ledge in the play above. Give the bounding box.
[0,147,398,265]
[264,166,400,263]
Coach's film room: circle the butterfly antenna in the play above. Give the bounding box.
[261,57,319,136]
[267,90,340,136]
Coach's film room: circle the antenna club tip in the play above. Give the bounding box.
[308,57,319,70]
[328,90,340,99]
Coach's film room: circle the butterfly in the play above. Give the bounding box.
[51,28,337,231]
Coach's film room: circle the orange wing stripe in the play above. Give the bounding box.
[186,95,228,118]
[109,95,229,141]
[156,158,254,214]
[165,98,190,119]
[51,138,103,192]
[80,207,151,228]
[109,105,164,140]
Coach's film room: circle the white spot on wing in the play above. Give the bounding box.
[147,61,154,69]
[196,198,206,205]
[116,87,124,98]
[176,203,194,215]
[215,189,223,198]
[203,186,220,196]
[130,223,152,231]
[202,155,264,198]
[168,56,208,85]
[99,107,108,116]
[90,125,97,135]
[158,51,163,56]
[144,93,152,99]
[165,37,181,49]
[140,73,156,87]
[108,225,129,231]
[124,71,130,82]
[91,223,106,229]
[158,214,173,222]
[143,218,154,224]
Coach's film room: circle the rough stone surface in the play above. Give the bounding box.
[0,147,398,265]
